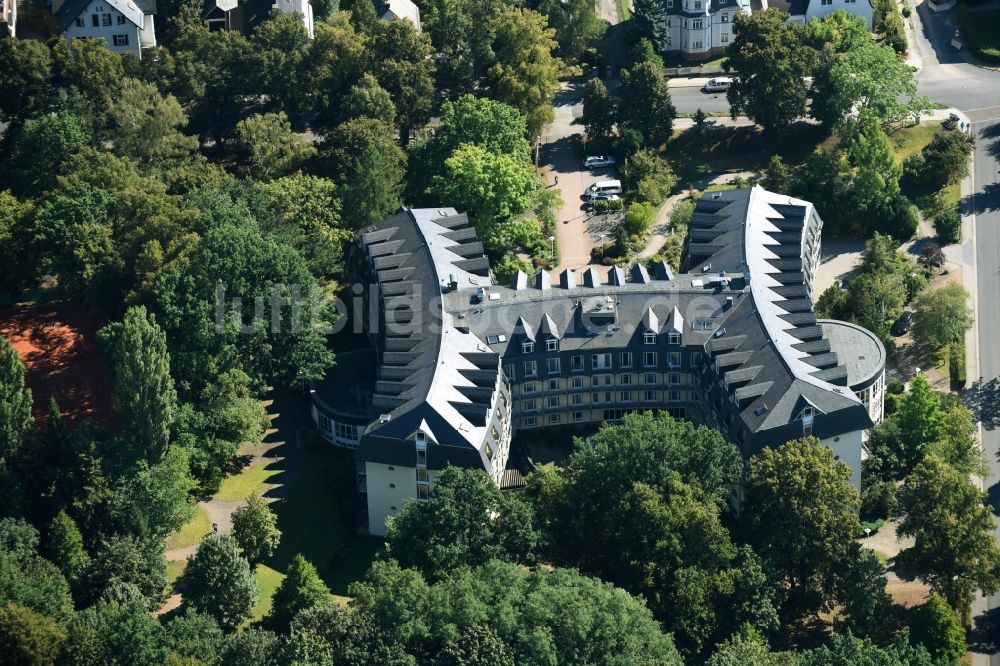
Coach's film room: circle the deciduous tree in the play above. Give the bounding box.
[235,112,316,181]
[183,534,258,631]
[266,554,331,632]
[618,60,676,148]
[912,283,973,351]
[231,494,281,564]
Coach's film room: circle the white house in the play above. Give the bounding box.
[1,0,16,37]
[375,0,420,31]
[769,0,874,28]
[55,0,156,57]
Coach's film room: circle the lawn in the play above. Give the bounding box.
[164,506,212,551]
[165,560,187,595]
[264,441,383,596]
[665,122,826,191]
[889,120,962,211]
[250,563,285,623]
[214,457,282,501]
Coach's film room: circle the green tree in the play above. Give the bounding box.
[289,603,413,666]
[106,78,199,173]
[183,534,258,631]
[488,7,562,137]
[894,374,943,470]
[931,403,987,478]
[814,284,850,320]
[633,0,671,53]
[622,149,678,204]
[165,608,224,664]
[625,203,657,236]
[539,0,605,63]
[266,554,331,632]
[912,283,973,351]
[820,39,925,128]
[128,444,196,537]
[6,113,90,193]
[436,625,515,666]
[0,519,73,621]
[45,510,91,592]
[386,466,539,580]
[910,120,976,190]
[838,548,894,641]
[99,306,178,466]
[231,494,281,564]
[368,17,436,137]
[799,631,934,665]
[898,455,1000,619]
[707,626,784,666]
[618,60,676,148]
[725,10,812,134]
[0,39,53,123]
[847,272,906,340]
[65,596,170,665]
[909,594,966,665]
[321,117,406,227]
[235,112,316,181]
[0,603,67,666]
[743,437,862,612]
[0,336,33,463]
[85,535,167,610]
[761,155,794,193]
[58,36,126,107]
[219,628,282,666]
[340,73,396,124]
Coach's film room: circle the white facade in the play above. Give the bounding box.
[60,0,155,57]
[822,429,863,491]
[804,0,872,28]
[666,0,749,58]
[275,0,314,38]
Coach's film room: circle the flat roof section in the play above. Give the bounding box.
[312,348,376,423]
[818,319,886,391]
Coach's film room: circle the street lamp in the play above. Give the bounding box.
[549,235,556,257]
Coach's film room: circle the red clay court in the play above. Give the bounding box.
[0,303,112,428]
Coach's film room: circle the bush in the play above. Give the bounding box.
[625,203,657,236]
[860,518,886,536]
[623,149,677,205]
[901,4,911,17]
[883,12,907,53]
[934,207,961,244]
[861,481,898,520]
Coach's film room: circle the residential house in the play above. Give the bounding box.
[769,0,874,28]
[202,0,314,38]
[1,0,15,37]
[375,0,420,31]
[55,0,156,57]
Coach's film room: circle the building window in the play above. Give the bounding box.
[669,373,681,386]
[112,33,128,46]
[75,17,85,26]
[691,352,703,367]
[523,360,537,378]
[504,364,515,381]
[821,0,832,4]
[721,12,729,22]
[667,0,673,6]
[644,373,657,385]
[620,352,633,369]
[644,390,657,402]
[546,357,560,375]
[644,331,656,345]
[668,332,681,345]
[546,338,558,352]
[547,396,559,409]
[417,484,429,501]
[571,355,584,371]
[485,443,494,460]
[693,19,703,29]
[573,411,584,423]
[524,416,537,427]
[116,13,126,23]
[669,389,681,402]
[694,0,701,7]
[620,373,632,386]
[524,398,538,412]
[620,391,633,402]
[416,468,428,482]
[669,352,682,368]
[523,382,537,394]
[721,34,729,43]
[593,353,612,370]
[693,40,703,48]
[91,14,99,26]
[644,351,657,368]
[522,340,534,354]
[572,393,583,405]
[547,379,559,391]
[416,448,427,466]
[102,13,112,25]
[547,413,560,425]
[572,376,584,389]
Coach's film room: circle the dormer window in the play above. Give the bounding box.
[546,338,559,352]
[799,407,815,436]
[522,341,534,354]
[644,331,656,345]
[668,332,681,345]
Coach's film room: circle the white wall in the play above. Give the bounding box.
[805,0,873,28]
[365,462,418,536]
[62,0,146,56]
[822,429,863,492]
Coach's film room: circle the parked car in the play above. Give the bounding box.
[474,286,487,303]
[586,179,622,197]
[702,77,733,93]
[891,311,912,336]
[583,155,616,168]
[588,193,620,203]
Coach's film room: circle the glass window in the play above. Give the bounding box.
[116,14,126,23]
[669,390,681,402]
[504,364,515,381]
[644,352,657,368]
[102,13,112,25]
[522,340,534,354]
[523,360,537,377]
[721,12,729,22]
[524,382,537,394]
[75,17,85,26]
[546,357,560,375]
[572,393,583,405]
[571,355,584,371]
[691,352,703,367]
[547,413,560,425]
[620,391,633,402]
[91,14,99,26]
[416,468,428,482]
[547,379,559,391]
[644,331,656,345]
[546,338,558,352]
[417,484,429,500]
[524,416,536,427]
[573,411,584,423]
[547,396,559,408]
[572,376,584,389]
[669,373,681,385]
[693,19,702,29]
[644,390,657,402]
[721,34,729,43]
[620,352,633,368]
[668,332,681,344]
[669,352,682,367]
[592,353,612,370]
[417,448,427,466]
[524,398,537,411]
[620,373,632,386]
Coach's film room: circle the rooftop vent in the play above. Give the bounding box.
[711,192,722,199]
[703,263,712,272]
[725,296,734,309]
[367,225,376,233]
[754,405,769,417]
[378,413,392,423]
[715,327,726,337]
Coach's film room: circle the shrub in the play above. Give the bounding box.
[901,4,911,17]
[625,203,657,236]
[934,207,961,244]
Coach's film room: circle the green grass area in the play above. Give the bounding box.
[665,123,825,191]
[214,458,281,502]
[164,506,212,551]
[958,6,1000,63]
[888,121,942,164]
[870,549,890,567]
[165,560,187,595]
[264,441,383,596]
[250,563,286,623]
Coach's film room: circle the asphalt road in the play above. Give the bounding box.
[670,85,733,114]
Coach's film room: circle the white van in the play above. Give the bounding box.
[703,77,733,93]
[587,179,622,198]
